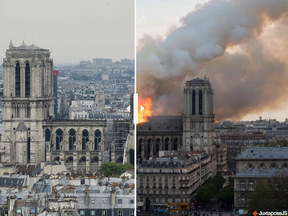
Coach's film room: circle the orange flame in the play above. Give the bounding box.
[138,98,153,124]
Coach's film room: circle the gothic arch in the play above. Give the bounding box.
[45,129,51,142]
[54,157,60,162]
[156,138,161,152]
[55,129,63,150]
[15,62,20,97]
[92,156,99,163]
[94,129,101,150]
[25,62,30,97]
[82,129,89,150]
[165,137,169,150]
[79,156,86,163]
[199,90,202,115]
[147,138,152,153]
[117,156,123,163]
[66,156,73,163]
[192,90,195,115]
[69,129,76,150]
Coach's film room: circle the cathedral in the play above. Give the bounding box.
[137,76,216,173]
[0,41,134,173]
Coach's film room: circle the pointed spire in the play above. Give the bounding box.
[9,40,13,50]
[204,74,207,80]
[22,40,25,46]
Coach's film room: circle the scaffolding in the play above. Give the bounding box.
[106,119,132,150]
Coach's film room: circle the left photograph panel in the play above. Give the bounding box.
[0,0,135,215]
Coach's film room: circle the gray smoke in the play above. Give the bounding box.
[137,0,288,121]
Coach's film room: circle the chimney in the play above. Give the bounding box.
[84,188,89,206]
[122,176,129,182]
[110,188,116,205]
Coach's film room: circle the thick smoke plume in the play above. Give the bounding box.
[137,0,288,121]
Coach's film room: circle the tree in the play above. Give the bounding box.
[246,180,273,214]
[99,162,134,177]
[246,171,288,213]
[217,178,234,206]
[196,175,226,204]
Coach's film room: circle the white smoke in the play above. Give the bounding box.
[137,0,288,120]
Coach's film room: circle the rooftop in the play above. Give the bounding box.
[235,147,288,160]
[234,168,288,178]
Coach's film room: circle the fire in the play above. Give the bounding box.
[138,97,153,124]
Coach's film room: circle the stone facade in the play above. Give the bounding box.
[0,42,134,173]
[215,142,227,172]
[234,147,288,210]
[137,76,217,175]
[137,151,212,210]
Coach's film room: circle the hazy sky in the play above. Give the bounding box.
[0,0,134,65]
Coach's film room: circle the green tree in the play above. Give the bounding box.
[217,178,234,206]
[246,180,273,214]
[99,162,134,177]
[196,187,211,203]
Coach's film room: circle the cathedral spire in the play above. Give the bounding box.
[9,40,13,50]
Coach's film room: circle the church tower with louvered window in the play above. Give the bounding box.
[1,41,54,164]
[182,76,215,154]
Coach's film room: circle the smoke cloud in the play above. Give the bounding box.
[137,0,288,121]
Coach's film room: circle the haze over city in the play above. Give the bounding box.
[0,0,134,65]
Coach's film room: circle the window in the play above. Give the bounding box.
[118,199,122,204]
[82,129,89,150]
[165,137,169,150]
[15,63,20,97]
[45,129,51,142]
[95,129,101,150]
[56,129,63,150]
[80,210,85,216]
[192,90,195,115]
[91,210,96,216]
[249,182,254,189]
[17,208,22,213]
[91,200,95,204]
[130,210,134,216]
[118,210,123,216]
[130,199,134,204]
[25,63,30,97]
[69,129,76,150]
[241,182,245,190]
[81,179,85,185]
[102,210,107,216]
[199,90,202,114]
[30,208,35,214]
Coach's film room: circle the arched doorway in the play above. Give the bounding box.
[129,149,134,165]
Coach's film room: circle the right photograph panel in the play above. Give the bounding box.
[136,0,288,215]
